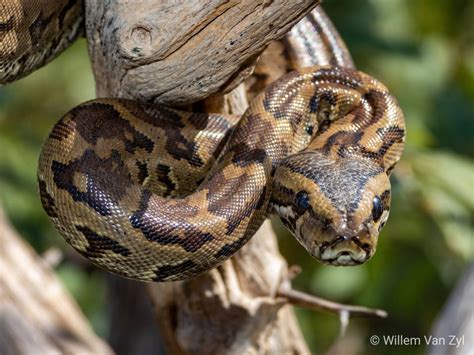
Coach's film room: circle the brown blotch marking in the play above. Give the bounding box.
[119,100,183,128]
[214,234,250,258]
[359,126,405,163]
[48,117,75,141]
[187,113,209,130]
[308,89,337,114]
[155,164,175,196]
[224,182,266,235]
[136,161,148,184]
[211,128,233,160]
[147,231,214,253]
[71,102,154,153]
[120,100,205,167]
[75,225,131,258]
[262,79,307,133]
[207,168,267,235]
[129,190,214,252]
[29,10,54,44]
[282,154,382,214]
[352,90,388,128]
[158,119,205,167]
[0,16,14,41]
[226,113,277,158]
[229,143,267,167]
[58,0,79,28]
[322,131,363,155]
[378,126,405,143]
[153,259,203,282]
[38,179,57,218]
[52,149,132,216]
[72,171,87,193]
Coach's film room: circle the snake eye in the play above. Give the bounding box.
[372,196,384,222]
[295,191,310,214]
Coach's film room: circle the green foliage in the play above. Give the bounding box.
[0,1,472,354]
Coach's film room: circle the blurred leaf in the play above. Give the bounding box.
[311,265,368,300]
[406,151,474,259]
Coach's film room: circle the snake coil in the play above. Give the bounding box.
[1,2,405,282]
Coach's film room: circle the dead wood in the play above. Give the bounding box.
[0,205,112,355]
[85,0,319,105]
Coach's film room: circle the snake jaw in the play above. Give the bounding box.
[325,222,376,265]
[296,216,377,266]
[318,235,371,266]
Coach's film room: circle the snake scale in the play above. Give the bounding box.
[1,2,405,282]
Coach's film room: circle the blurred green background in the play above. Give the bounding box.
[0,0,472,354]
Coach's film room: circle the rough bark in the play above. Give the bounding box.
[84,1,318,353]
[0,205,113,355]
[85,0,318,105]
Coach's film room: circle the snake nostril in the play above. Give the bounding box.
[362,243,371,251]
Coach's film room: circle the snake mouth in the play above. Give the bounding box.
[318,235,372,266]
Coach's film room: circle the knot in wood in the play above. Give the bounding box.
[129,26,153,58]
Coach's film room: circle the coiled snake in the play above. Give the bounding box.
[1,2,405,282]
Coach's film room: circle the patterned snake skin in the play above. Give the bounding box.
[1,2,405,282]
[0,0,83,84]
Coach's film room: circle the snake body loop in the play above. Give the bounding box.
[0,0,83,84]
[37,66,405,281]
[1,1,405,282]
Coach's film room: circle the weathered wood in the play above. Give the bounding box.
[0,205,113,355]
[85,0,319,105]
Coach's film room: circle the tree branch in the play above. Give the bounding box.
[0,205,112,355]
[85,0,319,105]
[277,288,388,319]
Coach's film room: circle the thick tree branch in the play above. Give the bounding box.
[85,0,319,105]
[0,205,112,355]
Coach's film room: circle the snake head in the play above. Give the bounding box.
[271,152,391,266]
